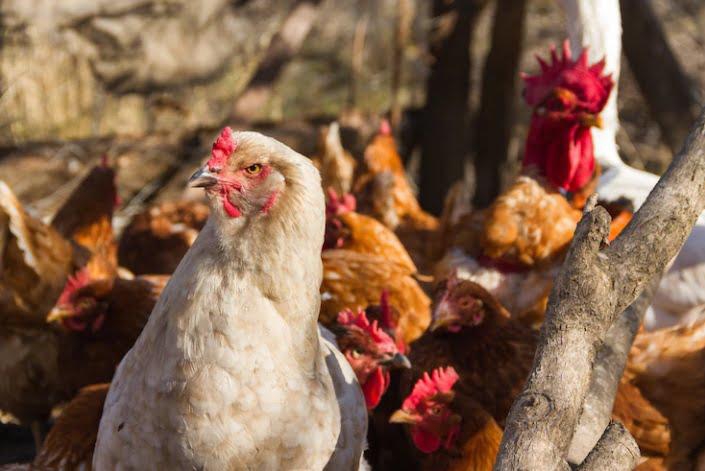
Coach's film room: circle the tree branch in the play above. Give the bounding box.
[494,108,705,470]
[575,422,640,471]
[567,277,659,464]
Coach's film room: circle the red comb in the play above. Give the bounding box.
[56,269,91,306]
[208,127,237,170]
[325,188,357,217]
[522,39,613,113]
[379,119,392,136]
[402,366,460,411]
[337,308,397,353]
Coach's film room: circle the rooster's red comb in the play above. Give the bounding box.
[208,127,237,169]
[402,367,460,411]
[522,40,613,113]
[337,308,397,353]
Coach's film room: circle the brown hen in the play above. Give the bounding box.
[311,122,357,195]
[117,200,209,274]
[353,122,439,272]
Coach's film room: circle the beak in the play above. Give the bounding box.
[46,306,71,323]
[582,113,604,129]
[379,352,411,369]
[389,409,419,425]
[189,166,218,188]
[430,299,459,332]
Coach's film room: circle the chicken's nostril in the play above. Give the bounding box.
[209,165,222,174]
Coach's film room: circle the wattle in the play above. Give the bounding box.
[220,190,242,218]
[411,427,442,454]
[361,367,389,410]
[524,115,595,193]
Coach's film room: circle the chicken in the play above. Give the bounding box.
[389,367,503,471]
[321,249,431,344]
[324,188,416,274]
[624,319,705,469]
[32,383,109,470]
[353,121,439,272]
[0,270,166,447]
[433,174,584,327]
[311,122,357,195]
[0,162,128,444]
[333,308,410,410]
[405,278,537,426]
[0,181,76,323]
[93,128,367,469]
[117,199,209,275]
[51,158,120,268]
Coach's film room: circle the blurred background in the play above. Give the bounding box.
[1,0,703,218]
[0,0,704,464]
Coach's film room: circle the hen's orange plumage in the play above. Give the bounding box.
[320,249,430,344]
[624,319,705,470]
[353,123,439,272]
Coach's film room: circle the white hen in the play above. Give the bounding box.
[561,0,705,330]
[93,129,367,469]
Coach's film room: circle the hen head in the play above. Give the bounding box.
[335,308,410,409]
[323,188,356,250]
[189,127,289,219]
[430,274,510,333]
[48,269,112,333]
[390,366,461,454]
[522,40,614,193]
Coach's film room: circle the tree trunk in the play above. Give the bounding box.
[620,0,700,154]
[473,0,528,208]
[419,0,490,214]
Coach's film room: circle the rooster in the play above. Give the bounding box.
[555,0,705,330]
[93,128,367,469]
[390,366,503,471]
[353,121,439,272]
[434,41,622,328]
[117,199,209,275]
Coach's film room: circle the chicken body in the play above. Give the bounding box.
[625,319,705,469]
[94,130,367,470]
[118,200,209,275]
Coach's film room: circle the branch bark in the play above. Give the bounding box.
[567,277,659,464]
[494,107,705,470]
[575,422,640,471]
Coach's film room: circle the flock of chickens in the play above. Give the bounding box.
[1,29,705,471]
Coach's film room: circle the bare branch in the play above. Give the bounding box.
[575,422,640,471]
[494,108,705,470]
[567,277,659,464]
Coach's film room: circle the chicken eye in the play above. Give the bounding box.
[245,164,263,175]
[350,349,362,358]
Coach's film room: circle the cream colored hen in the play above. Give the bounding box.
[93,128,367,470]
